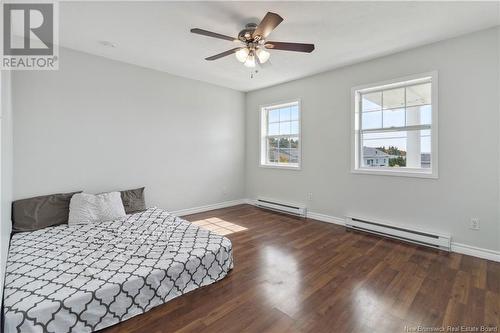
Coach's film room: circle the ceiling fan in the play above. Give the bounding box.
[190,12,315,68]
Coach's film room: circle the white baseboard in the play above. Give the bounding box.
[308,211,500,262]
[307,210,500,262]
[242,198,257,205]
[173,199,500,263]
[171,199,247,216]
[306,211,345,226]
[451,242,500,262]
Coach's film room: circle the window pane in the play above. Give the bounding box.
[383,88,405,109]
[362,111,382,130]
[290,137,299,163]
[362,129,432,169]
[406,105,432,126]
[278,137,291,149]
[362,92,381,112]
[262,102,300,167]
[421,129,431,169]
[406,82,431,107]
[267,137,278,149]
[279,107,291,122]
[279,121,291,135]
[355,78,433,172]
[362,131,408,151]
[362,131,407,168]
[269,122,279,135]
[268,109,280,123]
[383,108,405,128]
[420,152,431,168]
[291,105,299,120]
[268,149,278,163]
[278,149,291,163]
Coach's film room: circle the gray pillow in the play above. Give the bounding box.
[12,191,82,233]
[120,187,146,214]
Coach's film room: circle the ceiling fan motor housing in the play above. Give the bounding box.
[190,12,315,62]
[238,23,258,42]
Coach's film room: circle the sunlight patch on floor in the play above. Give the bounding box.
[259,245,302,317]
[191,217,248,235]
[352,284,393,327]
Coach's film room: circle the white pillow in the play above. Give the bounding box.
[68,192,126,226]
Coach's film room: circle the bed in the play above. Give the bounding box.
[3,208,234,333]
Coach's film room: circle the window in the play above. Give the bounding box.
[260,101,300,169]
[352,72,438,178]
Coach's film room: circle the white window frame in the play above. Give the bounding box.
[351,71,438,179]
[260,100,301,170]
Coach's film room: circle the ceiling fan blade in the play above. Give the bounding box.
[191,28,237,42]
[253,12,283,39]
[205,48,242,61]
[265,41,315,53]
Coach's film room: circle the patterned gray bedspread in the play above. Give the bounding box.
[3,208,233,333]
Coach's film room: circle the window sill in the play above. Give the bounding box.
[352,167,438,179]
[260,163,301,171]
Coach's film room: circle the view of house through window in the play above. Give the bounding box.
[353,74,436,176]
[261,101,300,168]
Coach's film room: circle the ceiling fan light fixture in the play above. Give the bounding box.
[256,48,270,64]
[244,53,256,68]
[235,48,249,63]
[191,11,315,67]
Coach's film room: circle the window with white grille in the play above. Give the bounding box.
[260,101,301,169]
[352,73,438,178]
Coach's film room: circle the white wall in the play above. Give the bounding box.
[1,71,13,301]
[8,28,500,256]
[12,48,245,211]
[245,28,500,252]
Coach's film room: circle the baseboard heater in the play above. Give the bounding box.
[345,216,451,251]
[255,198,306,217]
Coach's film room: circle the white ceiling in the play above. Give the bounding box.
[59,1,500,92]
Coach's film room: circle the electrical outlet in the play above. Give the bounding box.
[307,192,313,201]
[470,218,480,230]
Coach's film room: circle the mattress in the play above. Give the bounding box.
[3,208,233,333]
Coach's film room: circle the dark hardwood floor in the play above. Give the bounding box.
[103,204,500,333]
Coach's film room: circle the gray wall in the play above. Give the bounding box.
[12,48,246,211]
[9,28,500,257]
[1,71,13,300]
[245,28,500,251]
